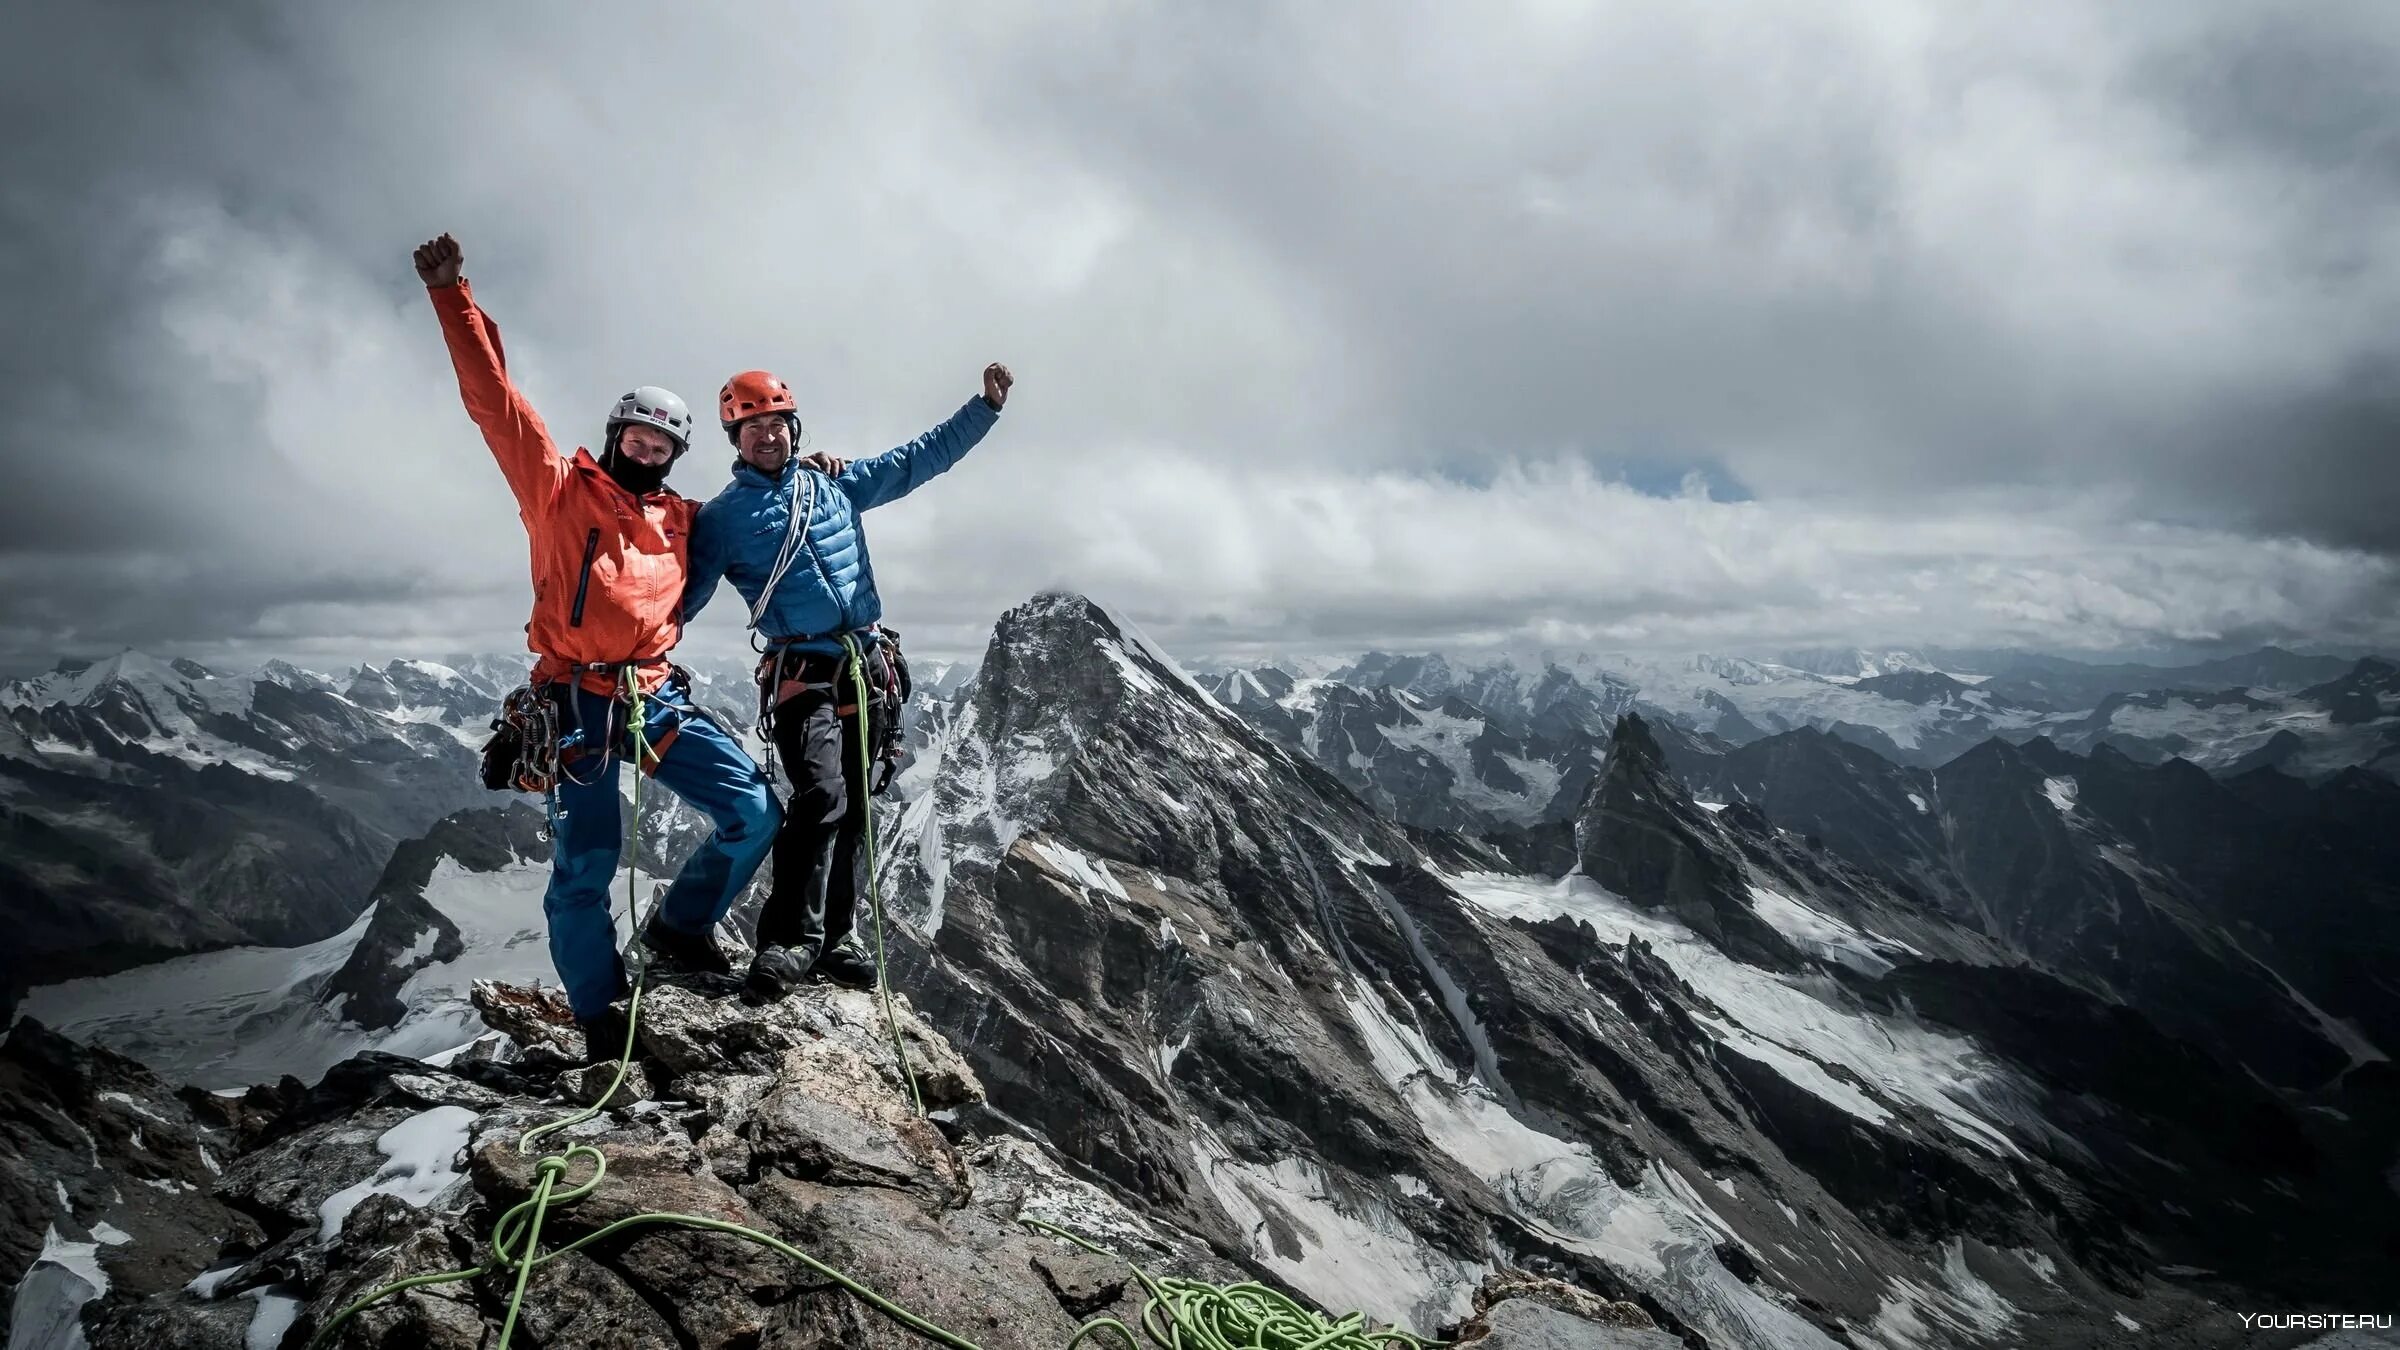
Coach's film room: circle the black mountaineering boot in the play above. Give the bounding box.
[640,916,734,979]
[745,944,815,1002]
[812,935,879,990]
[576,1006,634,1065]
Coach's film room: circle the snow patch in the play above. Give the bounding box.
[1093,601,1229,713]
[1858,1241,2020,1350]
[1158,1028,1194,1077]
[1448,870,2053,1160]
[395,924,441,968]
[1027,838,1130,900]
[186,1258,245,1299]
[2042,776,2078,814]
[7,1238,105,1350]
[1344,952,1842,1347]
[244,1289,301,1350]
[1746,885,1916,978]
[1187,1126,1482,1333]
[317,1105,476,1240]
[97,1091,167,1123]
[1701,1015,1893,1125]
[1375,704,1550,825]
[1341,982,1463,1089]
[27,1227,107,1296]
[1906,792,1929,814]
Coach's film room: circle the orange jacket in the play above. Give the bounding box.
[428,281,692,697]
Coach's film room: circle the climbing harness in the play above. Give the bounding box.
[311,671,1434,1350]
[482,657,679,795]
[867,626,915,796]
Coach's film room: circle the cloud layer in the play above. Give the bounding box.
[5,1,2397,670]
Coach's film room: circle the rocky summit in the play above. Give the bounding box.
[1,968,1648,1349]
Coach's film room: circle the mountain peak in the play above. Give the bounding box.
[1608,709,1667,771]
[983,591,1225,719]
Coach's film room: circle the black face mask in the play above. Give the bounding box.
[602,427,681,495]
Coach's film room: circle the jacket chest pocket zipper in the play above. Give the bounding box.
[569,527,602,627]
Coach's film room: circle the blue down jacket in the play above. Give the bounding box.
[682,397,996,653]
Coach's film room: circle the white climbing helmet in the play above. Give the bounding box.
[606,386,694,451]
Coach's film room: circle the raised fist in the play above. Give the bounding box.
[413,233,463,288]
[982,363,1013,411]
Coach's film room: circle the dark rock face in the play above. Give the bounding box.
[1871,961,2400,1304]
[1935,737,2400,1085]
[1580,715,1803,971]
[0,1019,264,1333]
[0,657,496,1016]
[1220,657,1638,835]
[861,593,2344,1347]
[320,805,552,1031]
[0,748,392,1016]
[1854,669,2042,714]
[1674,718,2400,1098]
[2300,656,2400,725]
[1681,727,1955,910]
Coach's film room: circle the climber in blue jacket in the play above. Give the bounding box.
[684,364,1012,998]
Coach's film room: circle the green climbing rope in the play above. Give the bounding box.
[1018,1217,1439,1350]
[303,663,1442,1350]
[843,630,924,1116]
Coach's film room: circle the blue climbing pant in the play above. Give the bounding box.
[542,673,779,1018]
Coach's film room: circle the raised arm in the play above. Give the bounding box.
[414,234,569,518]
[836,363,1013,512]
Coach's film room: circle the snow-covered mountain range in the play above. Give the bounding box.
[0,649,775,1020]
[5,608,2396,1348]
[1203,644,2399,836]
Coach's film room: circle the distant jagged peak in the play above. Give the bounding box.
[979,591,1236,732]
[3,648,236,710]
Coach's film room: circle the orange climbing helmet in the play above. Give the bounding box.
[719,370,799,441]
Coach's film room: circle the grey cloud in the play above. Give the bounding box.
[5,1,2398,672]
[966,3,2400,538]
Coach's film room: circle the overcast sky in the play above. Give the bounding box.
[4,1,2397,674]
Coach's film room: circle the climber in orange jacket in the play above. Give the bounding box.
[414,232,777,1043]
